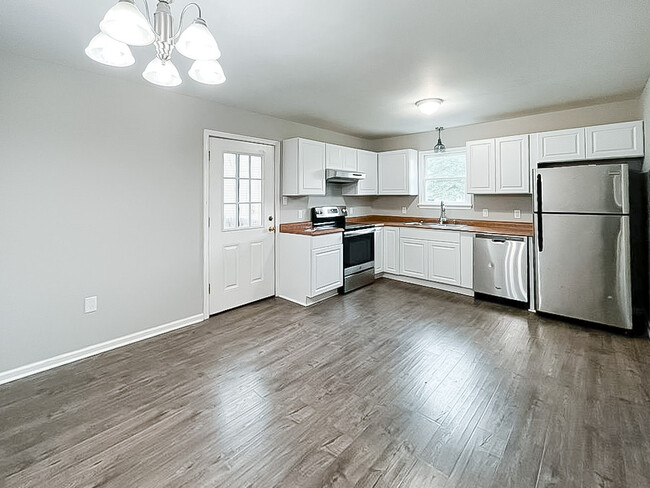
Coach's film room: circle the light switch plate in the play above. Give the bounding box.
[401,207,407,214]
[514,209,521,219]
[282,196,288,205]
[84,296,97,314]
[482,209,489,217]
[298,210,304,220]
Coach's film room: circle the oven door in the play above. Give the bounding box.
[343,229,375,275]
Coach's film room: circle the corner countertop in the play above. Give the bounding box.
[279,215,534,237]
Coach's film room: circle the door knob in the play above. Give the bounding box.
[268,226,276,232]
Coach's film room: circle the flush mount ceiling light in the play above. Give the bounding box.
[86,0,225,87]
[415,98,444,115]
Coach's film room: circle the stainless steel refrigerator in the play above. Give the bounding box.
[533,161,646,331]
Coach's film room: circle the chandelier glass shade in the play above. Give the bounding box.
[86,0,225,87]
[85,33,135,67]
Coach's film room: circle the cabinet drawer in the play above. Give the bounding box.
[399,227,460,243]
[311,232,342,249]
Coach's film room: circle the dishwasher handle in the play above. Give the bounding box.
[475,234,524,242]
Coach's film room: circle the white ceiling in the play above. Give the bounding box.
[2,1,650,138]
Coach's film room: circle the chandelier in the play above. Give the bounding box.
[85,0,225,87]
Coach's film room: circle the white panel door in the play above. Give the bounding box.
[383,227,400,274]
[586,121,644,159]
[374,227,384,273]
[496,135,530,193]
[310,246,343,296]
[428,241,461,285]
[531,128,585,164]
[209,138,275,314]
[467,139,496,193]
[400,238,427,279]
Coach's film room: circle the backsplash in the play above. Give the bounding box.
[280,183,374,223]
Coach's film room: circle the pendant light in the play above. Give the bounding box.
[86,0,225,87]
[434,127,446,153]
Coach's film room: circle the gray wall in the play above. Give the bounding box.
[0,51,369,374]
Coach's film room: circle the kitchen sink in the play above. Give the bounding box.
[403,222,468,230]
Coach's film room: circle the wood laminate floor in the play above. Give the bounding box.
[2,279,650,488]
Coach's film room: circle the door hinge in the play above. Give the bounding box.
[208,150,211,161]
[208,217,211,227]
[208,283,211,294]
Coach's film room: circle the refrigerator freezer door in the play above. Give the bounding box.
[535,214,632,329]
[534,163,628,214]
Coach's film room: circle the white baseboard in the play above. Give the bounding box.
[0,313,205,386]
[382,274,475,297]
[277,289,339,307]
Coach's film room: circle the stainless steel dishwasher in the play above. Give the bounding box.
[474,234,528,302]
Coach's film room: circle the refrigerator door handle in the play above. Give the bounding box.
[536,174,543,252]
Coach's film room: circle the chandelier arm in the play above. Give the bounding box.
[174,3,202,40]
[138,0,153,27]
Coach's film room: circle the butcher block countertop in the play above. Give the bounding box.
[279,215,534,237]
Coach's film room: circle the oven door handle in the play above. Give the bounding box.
[344,228,376,237]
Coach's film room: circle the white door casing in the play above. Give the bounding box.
[208,137,276,315]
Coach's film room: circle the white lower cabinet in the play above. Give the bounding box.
[374,227,384,273]
[390,227,473,291]
[278,232,342,306]
[383,227,400,274]
[400,238,427,279]
[311,245,343,296]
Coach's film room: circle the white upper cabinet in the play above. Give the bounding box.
[325,143,357,170]
[467,139,496,194]
[532,121,644,165]
[282,138,326,196]
[496,135,530,193]
[531,128,585,164]
[378,149,418,195]
[586,121,644,159]
[343,149,378,195]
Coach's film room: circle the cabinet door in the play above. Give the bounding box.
[374,228,384,273]
[496,135,530,193]
[378,150,417,195]
[325,144,343,170]
[383,227,400,274]
[357,150,378,194]
[531,128,585,164]
[341,146,358,170]
[400,238,427,279]
[467,139,496,193]
[299,139,326,195]
[460,233,473,289]
[428,241,461,285]
[310,245,342,296]
[586,121,644,159]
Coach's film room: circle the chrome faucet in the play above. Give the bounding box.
[439,200,447,225]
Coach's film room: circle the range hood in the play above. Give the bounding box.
[325,169,366,183]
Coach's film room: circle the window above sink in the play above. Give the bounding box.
[418,147,472,209]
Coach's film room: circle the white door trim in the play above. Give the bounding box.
[202,129,281,320]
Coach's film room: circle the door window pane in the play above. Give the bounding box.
[239,204,250,227]
[251,156,262,179]
[224,204,237,229]
[223,179,237,203]
[251,203,262,227]
[224,153,237,178]
[239,155,250,178]
[250,180,262,203]
[239,180,250,202]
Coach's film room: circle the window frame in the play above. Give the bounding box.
[418,147,472,209]
[222,152,264,231]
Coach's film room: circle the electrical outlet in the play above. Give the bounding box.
[282,196,288,206]
[514,209,521,219]
[298,209,304,220]
[401,207,407,214]
[84,296,97,314]
[482,209,489,217]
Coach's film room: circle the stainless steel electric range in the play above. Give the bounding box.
[311,206,376,293]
